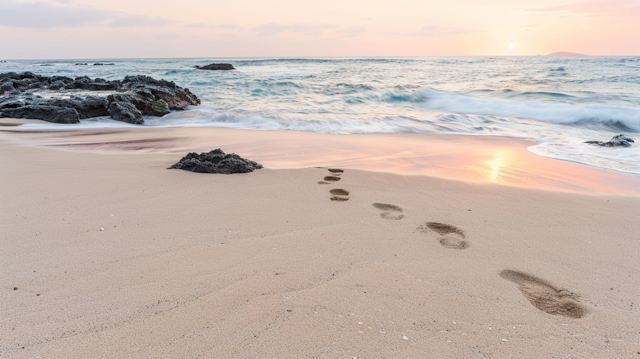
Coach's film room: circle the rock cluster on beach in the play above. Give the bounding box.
[0,72,200,125]
[194,63,235,71]
[585,134,635,147]
[169,149,263,174]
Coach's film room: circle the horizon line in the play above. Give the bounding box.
[3,55,640,61]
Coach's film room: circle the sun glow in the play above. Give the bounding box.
[508,43,516,50]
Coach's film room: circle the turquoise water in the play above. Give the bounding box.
[2,57,640,174]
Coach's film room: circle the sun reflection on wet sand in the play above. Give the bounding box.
[3,126,640,196]
[488,153,506,183]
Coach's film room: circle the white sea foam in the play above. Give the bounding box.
[7,56,640,175]
[420,89,640,130]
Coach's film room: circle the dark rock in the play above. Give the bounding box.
[108,90,151,115]
[48,80,67,90]
[75,63,88,66]
[72,76,120,91]
[107,101,143,124]
[12,78,40,91]
[27,82,44,90]
[0,97,26,109]
[107,93,134,103]
[0,72,200,124]
[47,96,109,119]
[106,89,169,117]
[169,149,263,174]
[1,82,16,95]
[194,63,235,71]
[46,76,74,90]
[121,75,200,110]
[0,72,19,81]
[0,105,80,123]
[585,134,635,147]
[93,63,115,66]
[17,72,37,80]
[51,75,74,83]
[129,89,158,115]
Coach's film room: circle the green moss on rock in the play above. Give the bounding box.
[152,99,170,115]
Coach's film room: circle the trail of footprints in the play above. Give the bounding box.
[317,168,343,185]
[417,221,587,317]
[315,168,588,319]
[317,168,350,201]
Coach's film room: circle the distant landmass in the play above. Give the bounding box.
[546,52,589,56]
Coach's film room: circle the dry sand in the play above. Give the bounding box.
[2,123,640,358]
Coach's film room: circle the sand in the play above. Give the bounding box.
[2,123,640,358]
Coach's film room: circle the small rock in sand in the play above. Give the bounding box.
[169,149,263,174]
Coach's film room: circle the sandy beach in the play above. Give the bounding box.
[2,122,640,358]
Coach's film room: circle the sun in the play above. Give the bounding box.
[508,43,516,50]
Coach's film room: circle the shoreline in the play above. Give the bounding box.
[2,131,639,357]
[2,119,640,196]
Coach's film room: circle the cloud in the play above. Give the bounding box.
[153,34,181,40]
[0,1,178,28]
[185,23,243,30]
[250,23,338,37]
[335,26,367,37]
[411,26,473,36]
[107,14,177,28]
[525,1,640,17]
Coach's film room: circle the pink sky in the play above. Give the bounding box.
[1,0,639,58]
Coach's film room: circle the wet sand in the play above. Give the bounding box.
[3,121,640,196]
[2,122,640,357]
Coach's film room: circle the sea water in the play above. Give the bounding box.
[2,57,639,175]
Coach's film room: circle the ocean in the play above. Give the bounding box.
[2,57,639,175]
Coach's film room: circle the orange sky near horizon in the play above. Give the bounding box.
[1,0,639,58]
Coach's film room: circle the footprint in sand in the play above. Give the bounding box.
[499,270,588,319]
[372,203,404,220]
[420,222,469,250]
[317,169,343,185]
[330,189,350,202]
[318,168,350,201]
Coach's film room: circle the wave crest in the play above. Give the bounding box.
[420,89,640,131]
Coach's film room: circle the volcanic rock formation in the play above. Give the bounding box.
[0,72,200,124]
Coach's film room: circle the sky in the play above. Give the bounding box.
[0,0,639,59]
